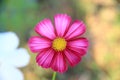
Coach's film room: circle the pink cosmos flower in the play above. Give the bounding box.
[28,14,88,73]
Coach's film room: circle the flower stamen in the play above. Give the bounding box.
[52,37,67,51]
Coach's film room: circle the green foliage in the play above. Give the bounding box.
[0,0,43,44]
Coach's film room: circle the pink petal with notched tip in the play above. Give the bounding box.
[36,49,55,68]
[35,19,56,40]
[67,38,88,56]
[28,36,51,53]
[64,49,82,67]
[54,14,71,37]
[65,20,86,40]
[51,52,67,73]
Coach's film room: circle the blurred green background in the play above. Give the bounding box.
[0,0,120,80]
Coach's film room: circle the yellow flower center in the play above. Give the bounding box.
[52,37,67,51]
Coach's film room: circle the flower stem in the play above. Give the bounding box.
[52,72,57,80]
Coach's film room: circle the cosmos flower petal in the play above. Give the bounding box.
[64,49,81,66]
[36,49,55,68]
[29,36,51,53]
[4,48,30,68]
[68,47,87,56]
[68,38,88,56]
[0,32,19,53]
[65,20,86,40]
[35,19,56,39]
[54,14,71,37]
[0,64,24,80]
[51,52,67,73]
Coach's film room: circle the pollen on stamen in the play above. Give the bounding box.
[52,37,67,51]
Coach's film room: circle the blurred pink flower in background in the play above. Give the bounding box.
[0,32,30,80]
[28,14,88,73]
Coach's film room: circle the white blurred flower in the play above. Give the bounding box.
[0,32,30,80]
